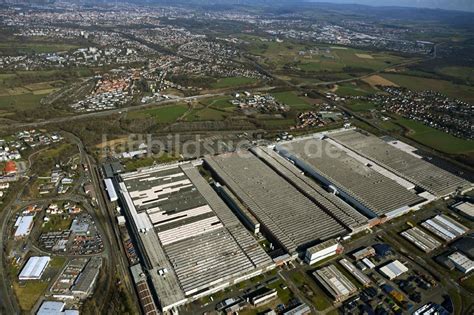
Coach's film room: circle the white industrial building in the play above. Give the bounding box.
[104,178,118,202]
[339,258,372,287]
[401,226,441,253]
[36,300,79,315]
[19,256,51,280]
[14,215,34,239]
[421,214,468,242]
[313,265,357,302]
[452,201,474,219]
[448,252,474,274]
[379,260,408,280]
[305,239,343,265]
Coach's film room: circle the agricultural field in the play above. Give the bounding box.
[346,100,377,112]
[211,77,259,89]
[126,104,189,124]
[271,91,314,110]
[245,37,411,76]
[0,41,80,55]
[436,66,474,83]
[331,81,379,96]
[203,96,235,110]
[0,69,92,114]
[184,106,230,122]
[380,73,474,103]
[394,118,474,154]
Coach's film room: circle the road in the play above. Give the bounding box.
[0,180,26,315]
[0,93,225,130]
[65,132,139,310]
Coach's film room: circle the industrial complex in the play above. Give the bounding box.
[105,128,472,313]
[115,163,274,311]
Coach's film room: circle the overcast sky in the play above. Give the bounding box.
[308,0,474,12]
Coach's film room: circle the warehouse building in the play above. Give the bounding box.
[71,257,102,298]
[339,258,372,287]
[448,252,474,274]
[305,239,343,265]
[283,303,311,315]
[451,201,474,220]
[313,265,357,302]
[328,129,472,197]
[352,247,376,261]
[250,288,278,306]
[217,184,260,234]
[379,260,408,280]
[205,150,350,255]
[401,227,442,253]
[14,215,34,239]
[36,301,79,315]
[19,256,50,280]
[421,214,469,242]
[104,178,118,202]
[130,264,159,315]
[117,163,274,311]
[275,136,425,219]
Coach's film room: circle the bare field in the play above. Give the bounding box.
[355,53,374,59]
[363,75,398,87]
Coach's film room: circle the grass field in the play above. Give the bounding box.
[272,91,313,110]
[332,82,378,97]
[127,104,188,123]
[289,270,332,311]
[246,38,409,75]
[436,66,474,82]
[381,73,474,103]
[42,214,73,232]
[205,96,234,109]
[346,100,377,112]
[0,42,79,55]
[211,77,258,89]
[0,93,45,110]
[13,280,49,311]
[184,107,229,121]
[395,118,474,154]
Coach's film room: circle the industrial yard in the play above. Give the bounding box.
[97,127,473,315]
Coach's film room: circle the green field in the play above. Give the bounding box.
[246,38,409,75]
[272,91,313,110]
[42,214,73,232]
[0,42,80,55]
[205,96,234,109]
[334,82,378,96]
[127,104,188,123]
[211,77,258,89]
[0,93,45,110]
[184,107,229,121]
[395,118,474,154]
[381,73,474,103]
[346,100,376,112]
[436,66,474,82]
[13,280,49,311]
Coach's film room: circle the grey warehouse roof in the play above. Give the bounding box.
[277,137,425,217]
[205,151,347,254]
[329,130,471,197]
